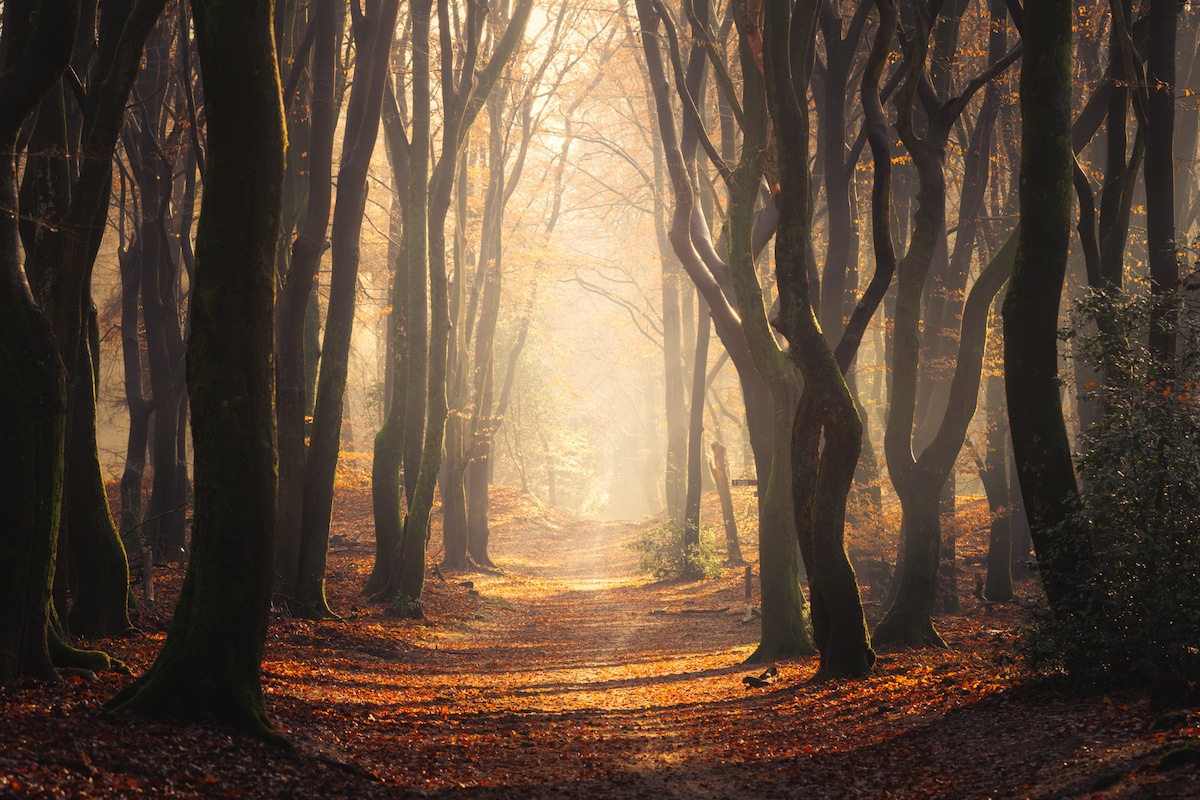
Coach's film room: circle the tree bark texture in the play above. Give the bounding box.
[0,0,80,686]
[1002,0,1095,618]
[108,0,287,743]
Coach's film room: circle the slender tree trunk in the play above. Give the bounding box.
[710,440,743,565]
[980,344,1014,602]
[298,0,401,618]
[275,0,337,609]
[681,296,710,572]
[1145,0,1179,362]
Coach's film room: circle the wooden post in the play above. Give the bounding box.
[709,440,744,565]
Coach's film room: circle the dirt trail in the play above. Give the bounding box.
[275,515,772,798]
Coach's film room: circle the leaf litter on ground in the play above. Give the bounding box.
[2,484,1199,798]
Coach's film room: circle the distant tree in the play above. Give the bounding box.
[108,0,287,742]
[371,0,534,616]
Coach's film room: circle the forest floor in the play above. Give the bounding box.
[3,481,1200,799]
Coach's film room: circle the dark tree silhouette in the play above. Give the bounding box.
[108,0,287,743]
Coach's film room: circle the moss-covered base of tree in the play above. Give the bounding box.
[290,577,339,622]
[743,619,817,664]
[871,607,947,649]
[813,646,876,682]
[65,344,134,639]
[282,596,340,622]
[48,622,128,675]
[387,594,424,619]
[362,566,392,598]
[108,665,291,752]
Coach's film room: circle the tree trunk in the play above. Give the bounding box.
[393,0,534,615]
[1003,0,1095,617]
[632,0,810,662]
[980,358,1014,602]
[764,0,877,678]
[0,0,82,686]
[297,0,401,619]
[710,440,743,565]
[108,0,287,742]
[681,296,710,573]
[1145,0,1178,362]
[275,0,338,610]
[64,320,132,637]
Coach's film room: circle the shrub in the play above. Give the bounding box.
[1027,289,1200,688]
[625,521,723,580]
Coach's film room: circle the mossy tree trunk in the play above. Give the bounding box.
[763,0,877,679]
[873,0,1020,647]
[108,0,287,743]
[19,0,162,636]
[65,322,133,637]
[633,0,812,662]
[0,0,78,685]
[1002,0,1096,617]
[18,72,129,636]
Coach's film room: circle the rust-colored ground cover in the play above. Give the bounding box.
[2,485,1198,798]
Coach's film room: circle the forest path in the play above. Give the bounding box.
[264,493,1189,799]
[293,512,772,798]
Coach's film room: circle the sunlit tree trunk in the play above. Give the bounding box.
[298,0,402,619]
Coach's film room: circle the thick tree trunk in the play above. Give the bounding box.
[0,0,80,686]
[0,297,67,684]
[1003,0,1095,616]
[64,323,132,637]
[633,0,810,662]
[764,0,876,678]
[108,0,287,742]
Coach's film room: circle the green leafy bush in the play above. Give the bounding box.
[1028,289,1200,688]
[625,521,723,580]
